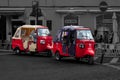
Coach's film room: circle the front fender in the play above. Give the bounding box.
[53,46,62,55]
[46,45,53,50]
[46,42,53,50]
[85,49,95,57]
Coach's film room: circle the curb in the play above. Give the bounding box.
[0,49,13,53]
[94,56,120,64]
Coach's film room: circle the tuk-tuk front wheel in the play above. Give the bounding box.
[88,56,94,65]
[75,57,80,62]
[55,52,61,61]
[14,48,21,55]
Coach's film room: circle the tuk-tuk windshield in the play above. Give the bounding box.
[77,30,94,40]
[38,28,50,36]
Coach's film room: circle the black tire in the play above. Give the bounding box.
[88,56,94,65]
[75,57,80,62]
[14,48,21,55]
[30,52,36,56]
[47,50,52,57]
[55,52,61,61]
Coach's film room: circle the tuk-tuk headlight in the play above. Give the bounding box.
[79,43,85,48]
[40,40,45,44]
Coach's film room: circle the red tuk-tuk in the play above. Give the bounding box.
[12,25,53,56]
[53,26,95,64]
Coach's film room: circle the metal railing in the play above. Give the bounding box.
[0,40,11,50]
[95,43,120,57]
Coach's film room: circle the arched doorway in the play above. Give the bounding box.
[0,15,6,42]
[96,12,120,43]
[96,13,113,43]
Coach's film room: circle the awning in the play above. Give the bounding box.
[0,8,25,15]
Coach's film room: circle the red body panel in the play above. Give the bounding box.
[75,39,95,58]
[53,42,69,56]
[12,38,24,51]
[53,40,95,58]
[12,36,53,52]
[37,36,53,52]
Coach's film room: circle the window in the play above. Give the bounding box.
[30,20,35,25]
[30,20,43,25]
[55,31,61,41]
[47,20,52,30]
[38,28,50,36]
[21,29,26,37]
[14,30,20,38]
[77,30,94,40]
[38,20,43,25]
[96,13,113,31]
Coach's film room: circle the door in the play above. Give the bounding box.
[0,16,6,44]
[36,28,52,52]
[12,21,25,36]
[61,30,69,54]
[61,30,76,56]
[68,30,76,56]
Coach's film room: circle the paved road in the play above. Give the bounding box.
[0,52,120,80]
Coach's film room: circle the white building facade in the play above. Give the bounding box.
[0,0,120,43]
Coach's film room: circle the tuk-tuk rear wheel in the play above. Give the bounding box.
[55,52,61,61]
[30,52,36,56]
[14,48,21,55]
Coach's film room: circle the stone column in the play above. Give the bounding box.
[112,12,119,43]
[6,15,12,42]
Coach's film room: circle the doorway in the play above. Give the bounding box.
[12,21,25,36]
[0,15,6,42]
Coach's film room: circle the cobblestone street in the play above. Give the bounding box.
[0,52,120,80]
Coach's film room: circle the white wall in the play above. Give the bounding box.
[0,0,120,7]
[79,14,95,32]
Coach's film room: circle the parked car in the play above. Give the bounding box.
[12,25,53,56]
[53,25,95,64]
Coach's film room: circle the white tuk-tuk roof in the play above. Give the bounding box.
[12,25,48,39]
[18,25,47,29]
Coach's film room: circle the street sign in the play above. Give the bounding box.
[99,1,108,12]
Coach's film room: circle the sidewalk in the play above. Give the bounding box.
[94,56,120,64]
[95,48,120,64]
